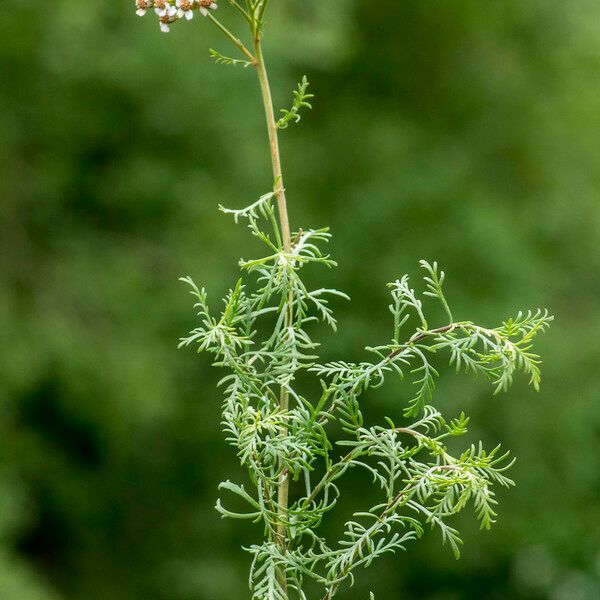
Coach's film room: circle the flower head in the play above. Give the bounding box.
[135,0,153,16]
[176,0,195,20]
[159,12,177,32]
[135,0,215,31]
[198,0,218,17]
[154,0,177,18]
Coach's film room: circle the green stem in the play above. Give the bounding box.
[226,0,253,24]
[253,42,292,252]
[257,0,270,25]
[321,491,408,600]
[253,28,293,596]
[301,427,423,511]
[207,13,256,64]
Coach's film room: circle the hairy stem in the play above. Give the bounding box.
[253,29,292,590]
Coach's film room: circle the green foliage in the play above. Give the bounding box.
[277,76,314,130]
[3,0,600,599]
[210,48,253,68]
[182,189,550,597]
[140,1,552,597]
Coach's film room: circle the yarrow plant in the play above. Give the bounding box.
[136,3,552,598]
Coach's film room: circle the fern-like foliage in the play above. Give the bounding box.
[210,48,254,68]
[180,192,552,599]
[132,0,552,597]
[277,76,314,129]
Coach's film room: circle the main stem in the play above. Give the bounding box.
[254,42,292,252]
[253,34,292,584]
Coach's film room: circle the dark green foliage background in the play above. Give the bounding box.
[1,1,599,598]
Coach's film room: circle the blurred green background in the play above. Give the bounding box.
[1,0,599,598]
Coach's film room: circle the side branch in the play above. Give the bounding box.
[207,13,256,64]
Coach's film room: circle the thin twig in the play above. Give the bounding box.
[207,13,256,64]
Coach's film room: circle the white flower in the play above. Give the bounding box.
[157,3,177,32]
[135,0,153,16]
[198,0,217,17]
[155,0,176,18]
[176,0,195,20]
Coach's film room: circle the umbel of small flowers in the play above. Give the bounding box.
[136,0,218,32]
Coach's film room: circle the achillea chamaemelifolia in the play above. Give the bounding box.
[135,3,552,598]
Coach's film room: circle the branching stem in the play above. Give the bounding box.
[207,13,256,64]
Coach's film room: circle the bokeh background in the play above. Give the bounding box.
[1,0,599,598]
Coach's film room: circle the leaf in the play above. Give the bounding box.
[277,76,314,129]
[209,48,253,68]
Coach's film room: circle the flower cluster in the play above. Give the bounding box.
[135,0,218,32]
